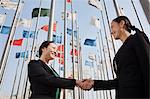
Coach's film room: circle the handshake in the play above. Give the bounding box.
[75,79,94,91]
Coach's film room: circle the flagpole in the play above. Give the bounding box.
[79,39,84,99]
[74,13,82,99]
[21,24,34,99]
[10,55,21,99]
[70,1,76,99]
[112,0,120,16]
[47,0,55,41]
[95,51,103,99]
[100,10,115,78]
[63,0,67,98]
[30,0,42,60]
[0,13,7,62]
[0,0,23,83]
[131,0,144,31]
[101,0,116,55]
[97,31,111,99]
[8,3,25,98]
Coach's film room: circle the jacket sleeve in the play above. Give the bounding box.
[28,60,76,90]
[133,32,150,97]
[93,78,118,90]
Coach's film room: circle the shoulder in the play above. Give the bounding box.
[28,60,40,67]
[133,30,150,44]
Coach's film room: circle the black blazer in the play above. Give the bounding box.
[93,30,150,98]
[28,60,76,99]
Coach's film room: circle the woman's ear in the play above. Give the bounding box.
[41,48,46,53]
[119,20,125,28]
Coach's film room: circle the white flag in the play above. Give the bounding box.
[61,12,77,21]
[90,16,101,29]
[18,18,32,28]
[0,14,6,25]
[88,52,96,60]
[88,0,102,10]
[0,1,22,10]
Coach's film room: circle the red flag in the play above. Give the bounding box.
[57,45,64,52]
[11,39,23,46]
[53,22,56,32]
[59,58,64,65]
[70,49,78,56]
[57,53,64,65]
[41,25,48,31]
[41,22,57,32]
[57,45,64,65]
[67,0,71,3]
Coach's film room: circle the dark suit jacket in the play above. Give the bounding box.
[93,30,150,98]
[28,59,76,99]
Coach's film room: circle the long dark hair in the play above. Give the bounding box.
[112,16,136,33]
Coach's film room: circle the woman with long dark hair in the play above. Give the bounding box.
[80,16,150,98]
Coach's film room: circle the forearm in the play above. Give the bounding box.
[93,78,117,90]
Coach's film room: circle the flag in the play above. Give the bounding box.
[18,18,31,28]
[67,0,72,3]
[0,14,6,25]
[32,8,50,18]
[57,45,64,52]
[88,0,102,10]
[11,39,23,46]
[59,66,64,71]
[61,12,77,21]
[0,1,21,10]
[41,25,48,31]
[88,53,96,60]
[15,51,28,58]
[85,60,93,66]
[70,49,78,56]
[41,22,57,32]
[29,31,35,38]
[53,21,57,32]
[16,52,20,58]
[0,26,10,34]
[52,34,62,44]
[57,53,64,65]
[22,30,35,38]
[57,45,64,65]
[90,16,101,29]
[67,28,77,38]
[84,39,96,46]
[22,30,29,38]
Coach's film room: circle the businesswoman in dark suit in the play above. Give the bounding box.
[80,16,150,98]
[28,41,81,99]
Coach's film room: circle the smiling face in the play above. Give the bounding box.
[42,43,57,60]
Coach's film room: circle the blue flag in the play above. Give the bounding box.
[15,51,29,58]
[23,30,29,38]
[84,39,96,46]
[53,34,62,44]
[29,31,35,38]
[23,30,35,38]
[67,28,77,38]
[85,60,93,66]
[16,52,20,58]
[0,26,10,34]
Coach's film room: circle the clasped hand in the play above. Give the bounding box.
[76,79,94,91]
